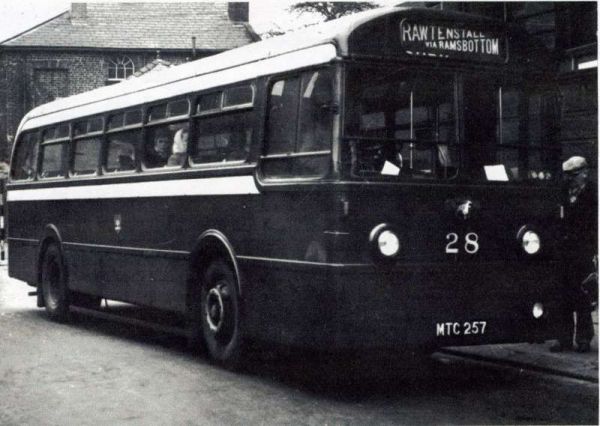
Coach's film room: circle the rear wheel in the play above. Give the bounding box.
[40,244,71,321]
[201,259,243,369]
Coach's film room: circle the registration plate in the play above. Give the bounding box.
[436,321,487,336]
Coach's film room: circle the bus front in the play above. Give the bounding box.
[331,10,563,352]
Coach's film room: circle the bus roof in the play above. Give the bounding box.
[18,6,537,133]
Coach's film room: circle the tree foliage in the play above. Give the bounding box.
[289,2,380,22]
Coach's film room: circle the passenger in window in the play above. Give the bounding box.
[227,130,251,162]
[168,128,188,166]
[146,128,172,168]
[19,153,36,179]
[118,146,135,171]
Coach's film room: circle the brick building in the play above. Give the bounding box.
[0,2,258,161]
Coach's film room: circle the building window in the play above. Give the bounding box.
[107,56,135,83]
[33,69,68,107]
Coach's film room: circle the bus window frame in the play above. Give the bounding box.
[104,128,142,175]
[69,116,105,178]
[103,108,144,175]
[341,62,560,184]
[147,98,190,124]
[10,130,40,182]
[142,119,191,172]
[222,85,255,111]
[189,111,253,169]
[39,139,69,181]
[257,65,337,183]
[459,71,561,183]
[70,136,104,178]
[38,124,71,181]
[142,97,192,172]
[189,82,256,170]
[341,62,461,182]
[195,84,255,117]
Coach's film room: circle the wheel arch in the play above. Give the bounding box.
[187,229,243,299]
[36,225,65,297]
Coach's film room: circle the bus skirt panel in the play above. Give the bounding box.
[6,237,39,286]
[239,257,563,352]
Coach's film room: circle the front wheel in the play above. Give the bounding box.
[201,260,243,369]
[40,244,71,321]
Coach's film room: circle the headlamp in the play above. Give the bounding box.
[517,226,541,255]
[370,224,401,259]
[377,229,400,257]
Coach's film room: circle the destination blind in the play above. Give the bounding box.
[399,20,506,62]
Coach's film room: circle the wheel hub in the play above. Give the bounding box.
[206,286,226,332]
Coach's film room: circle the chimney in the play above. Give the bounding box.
[228,2,249,23]
[71,3,87,21]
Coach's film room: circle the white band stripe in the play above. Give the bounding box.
[7,175,260,202]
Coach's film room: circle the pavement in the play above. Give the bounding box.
[441,311,599,383]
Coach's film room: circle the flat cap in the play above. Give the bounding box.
[562,156,588,173]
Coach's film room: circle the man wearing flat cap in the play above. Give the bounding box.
[551,156,598,352]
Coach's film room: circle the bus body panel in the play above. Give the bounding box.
[7,238,38,286]
[238,257,561,352]
[238,182,562,351]
[7,178,563,351]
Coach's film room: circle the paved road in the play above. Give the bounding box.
[0,270,597,425]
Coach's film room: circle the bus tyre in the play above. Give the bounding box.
[40,244,71,322]
[201,260,243,369]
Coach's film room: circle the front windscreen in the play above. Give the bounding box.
[343,65,560,182]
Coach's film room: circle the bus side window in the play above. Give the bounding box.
[72,137,102,176]
[105,109,143,173]
[144,126,173,169]
[39,126,68,179]
[71,116,104,176]
[144,123,189,169]
[190,112,251,165]
[11,132,39,181]
[40,142,65,179]
[106,131,141,173]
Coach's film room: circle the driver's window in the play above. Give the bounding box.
[263,69,334,179]
[297,71,333,153]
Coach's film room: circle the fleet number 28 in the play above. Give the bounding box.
[445,232,480,254]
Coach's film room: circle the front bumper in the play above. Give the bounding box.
[241,259,563,352]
